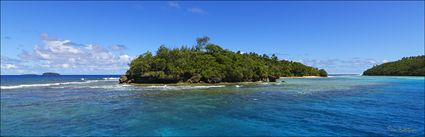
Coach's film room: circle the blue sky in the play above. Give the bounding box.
[1,1,424,75]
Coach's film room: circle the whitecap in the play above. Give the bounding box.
[1,79,103,90]
[1,83,61,89]
[103,77,119,80]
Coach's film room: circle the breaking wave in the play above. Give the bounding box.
[1,80,226,90]
[1,83,62,89]
[103,77,119,80]
[1,80,103,89]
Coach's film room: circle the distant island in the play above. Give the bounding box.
[42,72,60,76]
[119,37,327,84]
[363,55,425,76]
[20,74,38,76]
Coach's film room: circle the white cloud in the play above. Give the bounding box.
[45,39,80,54]
[11,33,133,74]
[382,59,389,63]
[1,56,28,74]
[1,64,17,69]
[167,1,180,8]
[296,58,391,74]
[109,44,127,51]
[188,8,205,14]
[119,54,131,62]
[61,64,70,68]
[165,2,207,15]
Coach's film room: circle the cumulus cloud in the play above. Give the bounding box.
[0,56,29,74]
[1,56,22,70]
[188,8,205,14]
[1,56,21,64]
[296,58,391,74]
[109,44,127,51]
[382,59,389,63]
[9,33,132,74]
[165,2,206,15]
[1,64,17,69]
[167,1,180,8]
[119,54,131,62]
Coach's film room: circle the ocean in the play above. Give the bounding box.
[0,75,424,136]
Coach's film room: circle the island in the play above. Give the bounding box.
[119,37,327,84]
[363,55,425,76]
[42,72,60,76]
[20,74,38,76]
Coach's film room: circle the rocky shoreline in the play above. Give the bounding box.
[118,74,278,84]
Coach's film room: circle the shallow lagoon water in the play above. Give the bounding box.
[1,75,424,136]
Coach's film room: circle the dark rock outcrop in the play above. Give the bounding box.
[119,75,129,84]
[268,76,278,82]
[135,74,178,83]
[120,74,180,84]
[188,74,202,83]
[42,72,60,76]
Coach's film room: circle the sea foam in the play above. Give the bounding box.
[103,77,119,80]
[1,79,103,89]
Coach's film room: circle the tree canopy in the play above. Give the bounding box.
[363,55,425,76]
[122,37,327,84]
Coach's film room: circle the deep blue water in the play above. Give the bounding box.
[1,75,424,136]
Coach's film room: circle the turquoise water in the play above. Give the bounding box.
[1,75,424,136]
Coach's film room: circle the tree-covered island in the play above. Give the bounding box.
[42,72,60,76]
[119,37,327,84]
[363,55,425,76]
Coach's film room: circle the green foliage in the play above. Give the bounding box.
[319,69,327,77]
[363,55,425,76]
[126,37,327,83]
